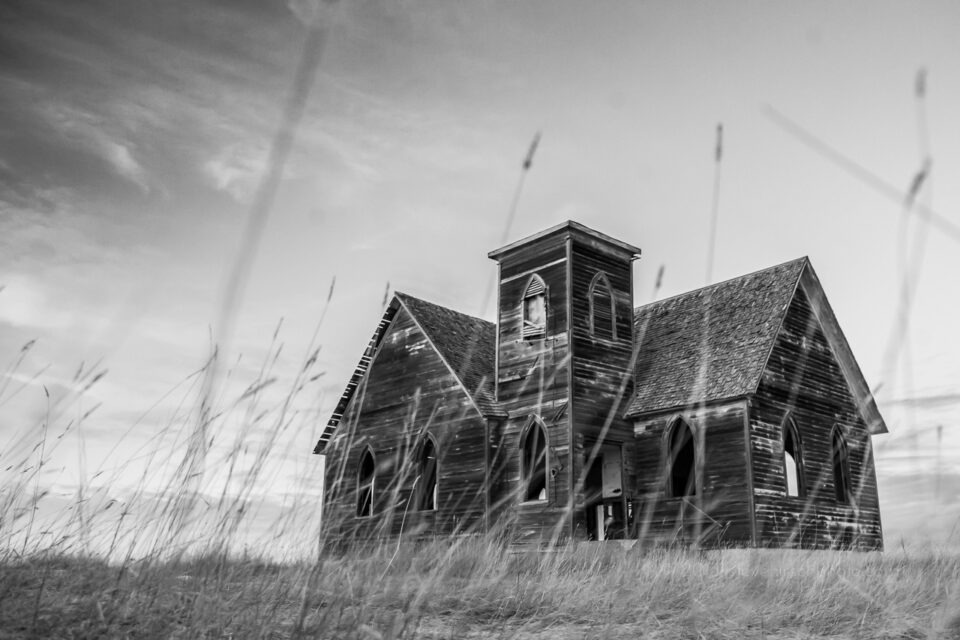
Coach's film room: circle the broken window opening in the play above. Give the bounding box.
[832,428,852,504]
[521,420,547,501]
[522,275,547,339]
[668,419,696,498]
[356,447,375,517]
[783,418,804,498]
[588,271,616,340]
[416,436,438,511]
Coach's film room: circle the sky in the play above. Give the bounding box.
[2,0,960,555]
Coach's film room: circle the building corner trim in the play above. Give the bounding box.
[742,398,758,546]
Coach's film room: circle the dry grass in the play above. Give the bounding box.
[3,540,960,639]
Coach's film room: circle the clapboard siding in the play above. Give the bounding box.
[491,232,573,544]
[568,241,634,446]
[631,402,753,546]
[567,240,636,536]
[487,412,571,545]
[322,308,488,542]
[499,241,567,282]
[751,287,883,550]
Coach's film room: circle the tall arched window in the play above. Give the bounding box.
[832,427,852,504]
[521,418,547,501]
[588,272,616,340]
[667,419,696,498]
[415,436,438,511]
[783,418,804,498]
[356,447,375,517]
[521,274,546,339]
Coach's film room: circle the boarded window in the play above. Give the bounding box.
[356,448,375,517]
[521,420,547,501]
[416,437,438,511]
[783,419,804,497]
[589,272,616,340]
[522,275,547,339]
[832,428,852,504]
[668,420,696,498]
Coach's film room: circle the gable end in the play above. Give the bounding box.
[315,293,504,455]
[795,264,887,435]
[313,299,400,454]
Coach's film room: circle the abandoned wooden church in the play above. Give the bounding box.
[315,221,886,550]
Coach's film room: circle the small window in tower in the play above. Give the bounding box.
[520,418,548,501]
[356,447,375,517]
[589,272,617,340]
[522,275,547,339]
[667,419,696,498]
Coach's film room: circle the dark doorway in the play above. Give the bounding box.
[583,443,625,540]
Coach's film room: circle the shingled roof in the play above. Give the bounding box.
[395,292,501,417]
[625,258,808,417]
[318,254,884,454]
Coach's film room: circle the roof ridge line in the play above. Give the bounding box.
[634,256,809,313]
[746,260,807,397]
[395,290,495,326]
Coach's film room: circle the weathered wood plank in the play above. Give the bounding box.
[750,287,883,550]
[323,308,489,540]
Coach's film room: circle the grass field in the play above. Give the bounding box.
[3,538,960,639]
[3,339,959,639]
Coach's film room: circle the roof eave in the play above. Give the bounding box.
[624,393,752,421]
[312,297,402,454]
[488,220,641,261]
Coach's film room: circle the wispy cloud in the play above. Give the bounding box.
[37,102,151,192]
[203,141,269,202]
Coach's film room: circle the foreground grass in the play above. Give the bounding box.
[2,539,960,639]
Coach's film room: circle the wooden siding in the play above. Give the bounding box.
[568,240,636,536]
[751,287,883,550]
[322,308,489,543]
[491,233,572,544]
[631,402,754,546]
[498,241,567,283]
[487,412,573,546]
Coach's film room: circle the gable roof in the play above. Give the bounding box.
[394,292,500,417]
[626,258,808,417]
[626,257,887,435]
[313,293,502,454]
[317,253,886,455]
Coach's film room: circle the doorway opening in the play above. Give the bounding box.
[583,442,625,540]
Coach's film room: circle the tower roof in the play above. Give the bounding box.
[487,220,641,261]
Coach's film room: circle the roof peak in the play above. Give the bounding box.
[395,291,493,326]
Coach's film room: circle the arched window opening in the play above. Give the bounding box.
[589,272,617,340]
[522,275,547,339]
[356,448,375,517]
[415,437,438,511]
[668,420,696,498]
[521,420,547,501]
[783,419,804,498]
[832,428,852,504]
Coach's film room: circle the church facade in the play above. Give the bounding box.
[316,221,885,549]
